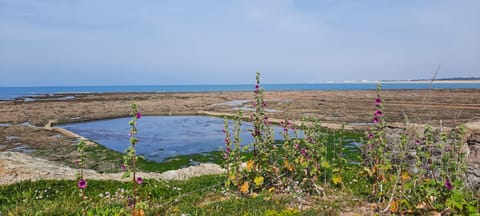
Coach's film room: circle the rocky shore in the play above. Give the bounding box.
[1,89,479,185]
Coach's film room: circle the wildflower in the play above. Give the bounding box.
[375,98,381,105]
[120,164,127,170]
[415,140,420,145]
[373,117,380,123]
[284,160,294,171]
[78,179,87,189]
[136,112,142,119]
[136,177,143,184]
[332,175,342,185]
[74,160,80,164]
[254,176,264,186]
[255,84,259,89]
[240,181,249,193]
[375,110,382,117]
[401,171,410,180]
[300,148,306,156]
[445,179,453,190]
[368,134,374,139]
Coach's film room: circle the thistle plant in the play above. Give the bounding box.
[122,103,143,215]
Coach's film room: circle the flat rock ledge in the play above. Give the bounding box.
[0,151,225,185]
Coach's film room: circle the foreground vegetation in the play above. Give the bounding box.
[1,175,375,215]
[1,73,479,215]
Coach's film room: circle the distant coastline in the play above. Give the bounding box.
[380,80,480,84]
[380,77,480,84]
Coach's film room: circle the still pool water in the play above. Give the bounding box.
[60,116,301,162]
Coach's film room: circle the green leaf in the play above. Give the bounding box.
[122,171,131,179]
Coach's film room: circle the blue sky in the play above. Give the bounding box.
[0,0,479,86]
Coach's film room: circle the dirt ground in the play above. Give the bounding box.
[1,89,479,127]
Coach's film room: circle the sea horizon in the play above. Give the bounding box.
[1,82,479,100]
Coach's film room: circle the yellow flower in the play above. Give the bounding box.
[284,160,294,171]
[240,181,249,193]
[332,175,342,185]
[133,209,145,216]
[268,187,275,193]
[401,171,409,181]
[246,160,254,171]
[254,176,264,186]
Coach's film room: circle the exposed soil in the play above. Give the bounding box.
[1,89,479,127]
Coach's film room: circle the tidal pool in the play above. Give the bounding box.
[60,116,301,162]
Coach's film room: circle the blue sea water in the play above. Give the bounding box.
[1,83,479,100]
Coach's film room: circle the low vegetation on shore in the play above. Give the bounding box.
[1,73,479,215]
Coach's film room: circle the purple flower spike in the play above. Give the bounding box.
[136,177,143,185]
[375,98,381,105]
[136,112,142,119]
[300,148,306,156]
[78,179,87,189]
[375,110,383,117]
[445,179,453,190]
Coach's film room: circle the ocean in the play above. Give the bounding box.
[1,82,479,100]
